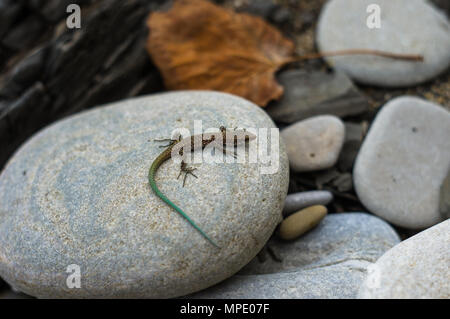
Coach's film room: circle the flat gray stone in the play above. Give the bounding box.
[189,213,400,298]
[282,191,333,217]
[359,219,450,299]
[354,96,450,229]
[317,0,450,87]
[281,115,345,172]
[266,70,369,123]
[0,91,289,298]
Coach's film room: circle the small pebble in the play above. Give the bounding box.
[190,213,400,298]
[278,205,328,240]
[281,115,345,172]
[331,172,353,192]
[315,168,341,187]
[271,7,291,24]
[283,191,333,217]
[243,0,278,19]
[344,122,366,142]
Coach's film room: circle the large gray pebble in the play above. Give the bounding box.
[317,0,450,87]
[359,219,450,298]
[189,213,400,298]
[354,96,450,229]
[0,91,289,298]
[281,115,345,172]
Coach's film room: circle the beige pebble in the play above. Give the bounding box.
[281,115,345,172]
[278,205,328,240]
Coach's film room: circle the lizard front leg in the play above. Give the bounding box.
[153,134,182,148]
[177,161,198,187]
[153,138,178,148]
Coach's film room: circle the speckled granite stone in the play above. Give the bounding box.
[359,219,450,299]
[0,91,289,298]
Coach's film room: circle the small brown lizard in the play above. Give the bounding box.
[148,126,256,248]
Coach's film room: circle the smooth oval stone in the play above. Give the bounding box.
[0,91,289,298]
[278,205,328,240]
[359,219,450,299]
[189,213,400,298]
[281,115,345,172]
[282,191,333,217]
[317,0,450,87]
[354,96,450,229]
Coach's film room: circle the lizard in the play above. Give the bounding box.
[148,126,256,248]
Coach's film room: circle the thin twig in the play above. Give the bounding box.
[287,49,424,63]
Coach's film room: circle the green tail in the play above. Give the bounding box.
[148,170,220,248]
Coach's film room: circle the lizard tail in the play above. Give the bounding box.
[148,170,220,248]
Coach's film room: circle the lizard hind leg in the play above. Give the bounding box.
[177,161,198,187]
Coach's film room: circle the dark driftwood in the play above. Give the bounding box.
[0,0,168,169]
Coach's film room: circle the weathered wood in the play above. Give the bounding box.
[0,0,167,169]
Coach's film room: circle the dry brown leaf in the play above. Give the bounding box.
[146,0,295,107]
